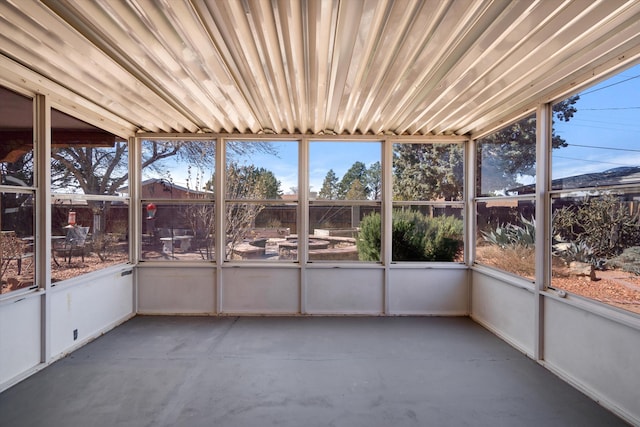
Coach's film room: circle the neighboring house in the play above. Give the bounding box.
[120,178,208,199]
[509,166,640,195]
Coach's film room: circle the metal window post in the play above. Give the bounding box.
[534,103,553,360]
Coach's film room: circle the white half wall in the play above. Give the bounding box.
[388,267,468,315]
[470,269,536,357]
[221,267,300,314]
[0,293,41,389]
[49,265,135,357]
[306,267,384,315]
[137,265,216,314]
[543,297,640,425]
[136,265,471,316]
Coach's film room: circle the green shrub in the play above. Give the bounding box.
[391,210,427,261]
[605,246,640,275]
[357,212,381,261]
[421,214,464,261]
[357,210,463,262]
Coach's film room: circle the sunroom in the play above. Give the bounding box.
[1,1,639,425]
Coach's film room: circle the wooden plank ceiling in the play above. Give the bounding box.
[1,0,639,138]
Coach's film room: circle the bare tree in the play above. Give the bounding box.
[224,162,278,258]
[183,166,215,260]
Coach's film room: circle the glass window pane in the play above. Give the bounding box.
[552,192,640,314]
[140,139,215,199]
[309,204,381,262]
[393,143,463,201]
[50,110,130,280]
[391,205,463,262]
[225,202,296,261]
[141,202,214,261]
[52,109,128,195]
[1,87,34,187]
[223,140,298,262]
[552,64,640,190]
[51,200,129,282]
[225,140,297,200]
[476,113,537,197]
[1,191,35,294]
[310,141,381,201]
[476,200,536,279]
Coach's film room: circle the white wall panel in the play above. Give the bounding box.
[388,268,468,315]
[544,297,640,425]
[470,270,535,356]
[0,294,41,388]
[221,267,299,314]
[50,267,134,357]
[137,266,215,314]
[306,268,384,315]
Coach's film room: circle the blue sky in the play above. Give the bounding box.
[552,63,640,180]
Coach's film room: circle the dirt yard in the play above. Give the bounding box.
[552,269,640,315]
[1,250,129,294]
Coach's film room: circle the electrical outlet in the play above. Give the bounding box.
[73,329,78,340]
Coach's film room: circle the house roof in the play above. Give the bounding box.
[1,1,639,139]
[510,166,640,194]
[119,178,193,195]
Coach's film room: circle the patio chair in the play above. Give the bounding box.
[58,226,90,264]
[1,232,34,275]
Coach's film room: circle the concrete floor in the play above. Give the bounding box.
[0,316,627,427]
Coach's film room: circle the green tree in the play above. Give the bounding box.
[220,163,282,200]
[318,169,339,199]
[251,167,282,199]
[477,95,579,194]
[367,161,382,200]
[345,178,368,200]
[393,144,463,201]
[337,161,369,199]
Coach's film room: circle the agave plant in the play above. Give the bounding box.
[552,237,594,265]
[481,215,536,249]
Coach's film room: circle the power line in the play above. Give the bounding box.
[556,123,640,133]
[571,118,639,127]
[553,155,635,167]
[565,143,640,153]
[554,117,640,133]
[579,107,640,111]
[580,73,640,96]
